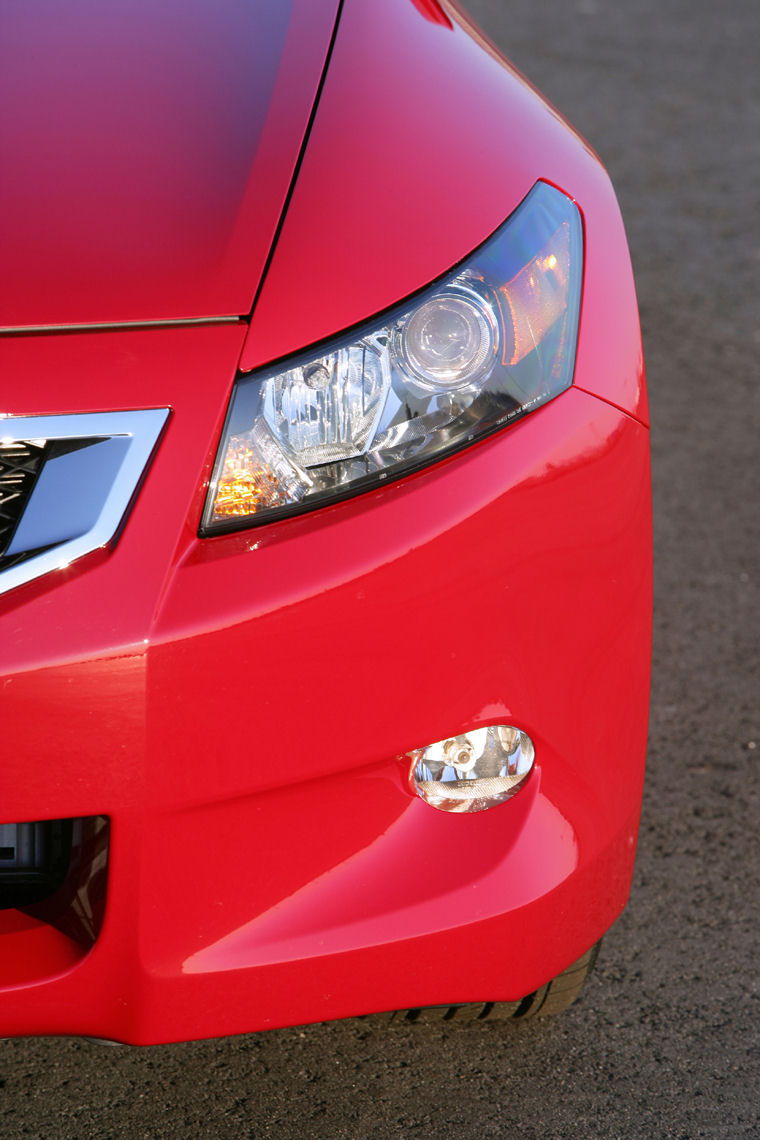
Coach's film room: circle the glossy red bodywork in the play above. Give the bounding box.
[0,0,339,327]
[0,0,651,1044]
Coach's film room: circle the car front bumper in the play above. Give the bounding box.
[0,315,650,1043]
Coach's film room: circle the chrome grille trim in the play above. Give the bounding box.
[0,409,169,596]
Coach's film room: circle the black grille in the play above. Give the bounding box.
[0,439,47,558]
[0,819,73,908]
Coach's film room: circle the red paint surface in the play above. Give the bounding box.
[0,0,650,1043]
[0,912,85,987]
[0,0,339,327]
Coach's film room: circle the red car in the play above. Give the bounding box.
[0,0,650,1044]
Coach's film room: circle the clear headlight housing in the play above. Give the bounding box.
[201,182,582,533]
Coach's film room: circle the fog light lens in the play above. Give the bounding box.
[410,725,534,813]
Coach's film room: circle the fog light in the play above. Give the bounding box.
[409,725,534,813]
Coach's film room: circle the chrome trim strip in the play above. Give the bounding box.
[0,409,169,596]
[0,316,242,335]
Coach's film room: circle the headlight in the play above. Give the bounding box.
[201,181,582,534]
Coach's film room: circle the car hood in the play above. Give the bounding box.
[0,0,339,329]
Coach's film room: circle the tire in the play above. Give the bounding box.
[357,941,601,1025]
[517,941,601,1019]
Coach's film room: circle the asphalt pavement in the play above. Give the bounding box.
[2,1,758,1136]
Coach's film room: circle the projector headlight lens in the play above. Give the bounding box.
[395,284,500,392]
[202,181,582,533]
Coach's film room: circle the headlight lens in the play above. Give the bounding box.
[201,181,582,533]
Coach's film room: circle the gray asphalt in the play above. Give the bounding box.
[2,1,758,1136]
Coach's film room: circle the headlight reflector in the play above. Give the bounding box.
[202,181,582,533]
